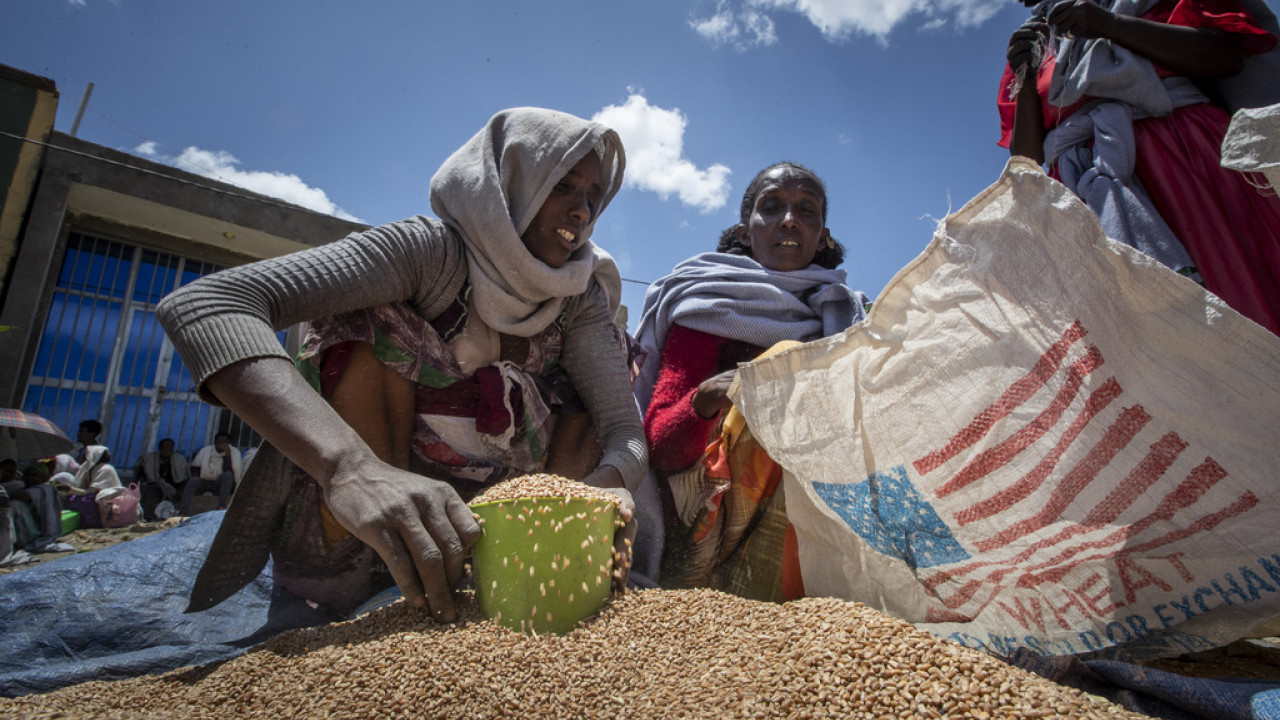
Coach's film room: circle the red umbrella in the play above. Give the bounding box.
[0,409,74,462]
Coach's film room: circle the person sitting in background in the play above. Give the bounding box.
[0,458,18,489]
[133,438,188,521]
[631,162,870,601]
[52,446,123,529]
[0,485,35,567]
[182,433,239,514]
[1,460,40,551]
[72,420,103,464]
[7,462,64,549]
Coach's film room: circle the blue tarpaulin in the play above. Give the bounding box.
[0,512,328,697]
[1010,650,1280,720]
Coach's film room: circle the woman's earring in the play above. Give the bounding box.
[826,236,836,249]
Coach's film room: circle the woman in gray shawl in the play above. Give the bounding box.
[630,162,869,600]
[157,108,646,619]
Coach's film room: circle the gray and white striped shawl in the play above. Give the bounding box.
[632,252,869,412]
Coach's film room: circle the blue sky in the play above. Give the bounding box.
[5,0,1062,320]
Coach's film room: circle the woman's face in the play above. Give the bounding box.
[521,151,605,268]
[739,167,829,272]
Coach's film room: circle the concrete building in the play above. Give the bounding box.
[0,63,365,471]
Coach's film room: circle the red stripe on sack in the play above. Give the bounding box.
[925,455,1235,606]
[1123,501,1256,556]
[925,606,977,623]
[1082,432,1187,526]
[936,346,1103,499]
[925,432,1190,588]
[993,457,1228,579]
[991,491,1254,589]
[954,375,1120,524]
[971,400,1147,551]
[914,321,1088,477]
[941,579,985,608]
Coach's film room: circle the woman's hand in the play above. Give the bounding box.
[1007,20,1049,74]
[1047,0,1117,40]
[204,356,486,621]
[600,485,636,595]
[1006,18,1049,162]
[323,455,482,621]
[692,369,738,419]
[580,465,635,593]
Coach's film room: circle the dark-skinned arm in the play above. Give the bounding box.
[1049,0,1247,78]
[204,356,481,622]
[1007,21,1049,163]
[644,325,731,473]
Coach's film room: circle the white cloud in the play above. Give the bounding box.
[691,2,778,50]
[592,94,731,214]
[133,142,361,222]
[696,0,1005,43]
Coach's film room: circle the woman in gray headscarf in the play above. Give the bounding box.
[157,108,646,619]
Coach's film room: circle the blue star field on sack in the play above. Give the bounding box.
[813,465,970,570]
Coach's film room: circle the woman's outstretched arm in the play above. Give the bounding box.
[1007,20,1049,162]
[204,355,481,622]
[1048,0,1247,78]
[157,220,475,620]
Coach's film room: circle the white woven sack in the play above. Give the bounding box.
[1221,101,1280,192]
[734,158,1280,659]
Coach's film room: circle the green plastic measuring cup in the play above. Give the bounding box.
[470,496,620,634]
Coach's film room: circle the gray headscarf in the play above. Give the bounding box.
[429,107,626,337]
[632,252,867,412]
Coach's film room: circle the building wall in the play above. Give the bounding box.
[0,65,367,467]
[0,132,367,409]
[0,64,58,303]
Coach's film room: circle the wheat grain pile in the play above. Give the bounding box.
[2,588,1149,720]
[470,474,624,507]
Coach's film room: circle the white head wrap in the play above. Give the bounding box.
[429,107,626,336]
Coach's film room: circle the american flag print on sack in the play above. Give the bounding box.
[813,466,971,570]
[814,320,1259,642]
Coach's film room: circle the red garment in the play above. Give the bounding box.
[997,0,1276,148]
[645,324,802,600]
[644,325,761,473]
[996,0,1280,334]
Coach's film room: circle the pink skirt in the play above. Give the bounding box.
[1134,103,1280,335]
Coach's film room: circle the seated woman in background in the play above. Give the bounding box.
[51,445,123,529]
[157,107,646,619]
[631,162,870,601]
[5,462,64,549]
[1000,0,1280,334]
